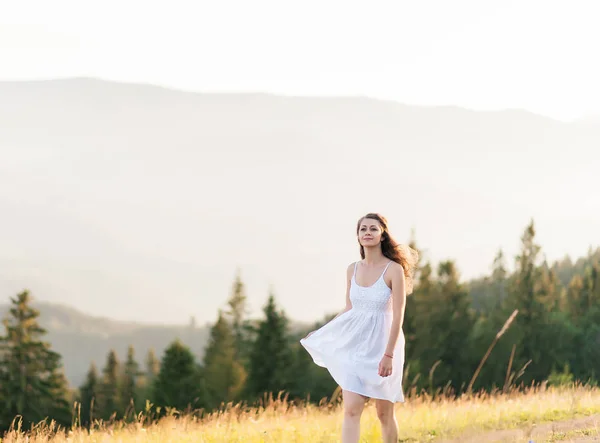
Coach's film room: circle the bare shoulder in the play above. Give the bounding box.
[346,262,356,278]
[388,261,405,279]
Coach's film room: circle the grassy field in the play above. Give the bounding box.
[1,384,600,442]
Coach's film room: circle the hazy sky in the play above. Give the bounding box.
[1,0,598,121]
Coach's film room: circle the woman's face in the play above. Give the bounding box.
[358,218,384,247]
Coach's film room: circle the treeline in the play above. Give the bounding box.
[1,220,599,432]
[405,221,600,394]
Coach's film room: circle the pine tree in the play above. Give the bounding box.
[202,311,246,408]
[97,349,121,420]
[78,363,99,426]
[582,261,600,314]
[44,365,73,425]
[434,260,474,391]
[145,348,160,381]
[0,291,71,430]
[225,269,251,362]
[152,340,207,412]
[577,261,600,380]
[537,260,562,312]
[403,235,422,364]
[137,348,160,406]
[245,292,293,399]
[121,345,140,417]
[535,261,576,380]
[564,274,584,319]
[410,262,436,378]
[491,250,508,305]
[470,249,515,389]
[504,220,550,383]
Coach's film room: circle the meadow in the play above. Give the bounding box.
[2,384,600,443]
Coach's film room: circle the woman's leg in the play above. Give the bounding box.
[375,399,398,443]
[341,390,367,443]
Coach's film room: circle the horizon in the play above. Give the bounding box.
[0,76,585,124]
[2,237,597,328]
[1,219,597,328]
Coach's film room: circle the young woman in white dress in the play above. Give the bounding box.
[300,213,418,443]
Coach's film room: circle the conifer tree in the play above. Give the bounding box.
[410,262,436,376]
[225,270,251,362]
[581,261,600,315]
[0,291,71,430]
[504,220,551,383]
[78,362,99,426]
[468,250,512,390]
[537,260,562,312]
[403,235,421,364]
[576,261,600,380]
[121,345,140,417]
[564,274,584,319]
[145,348,160,382]
[137,347,160,405]
[152,340,207,411]
[433,260,473,390]
[246,292,292,398]
[97,349,121,419]
[202,311,246,408]
[491,250,508,305]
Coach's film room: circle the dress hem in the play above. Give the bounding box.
[338,386,405,404]
[301,339,405,404]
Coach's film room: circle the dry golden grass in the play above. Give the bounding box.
[2,384,600,443]
[546,427,600,442]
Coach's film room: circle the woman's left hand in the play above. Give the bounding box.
[378,354,393,377]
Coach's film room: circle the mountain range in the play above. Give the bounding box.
[1,77,599,328]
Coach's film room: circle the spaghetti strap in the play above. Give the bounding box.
[381,260,393,278]
[353,261,359,278]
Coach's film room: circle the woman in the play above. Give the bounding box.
[300,213,418,443]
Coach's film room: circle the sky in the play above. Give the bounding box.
[1,0,599,121]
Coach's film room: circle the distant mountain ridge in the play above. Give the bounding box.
[1,77,598,329]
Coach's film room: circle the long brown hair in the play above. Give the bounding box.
[356,213,419,294]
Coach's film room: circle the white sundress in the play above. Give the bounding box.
[300,260,405,403]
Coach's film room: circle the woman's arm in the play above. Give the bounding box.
[385,263,406,356]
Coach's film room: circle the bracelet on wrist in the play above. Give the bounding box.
[384,353,393,359]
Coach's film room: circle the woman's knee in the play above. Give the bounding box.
[343,391,366,419]
[376,403,395,424]
[344,405,364,419]
[344,403,364,419]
